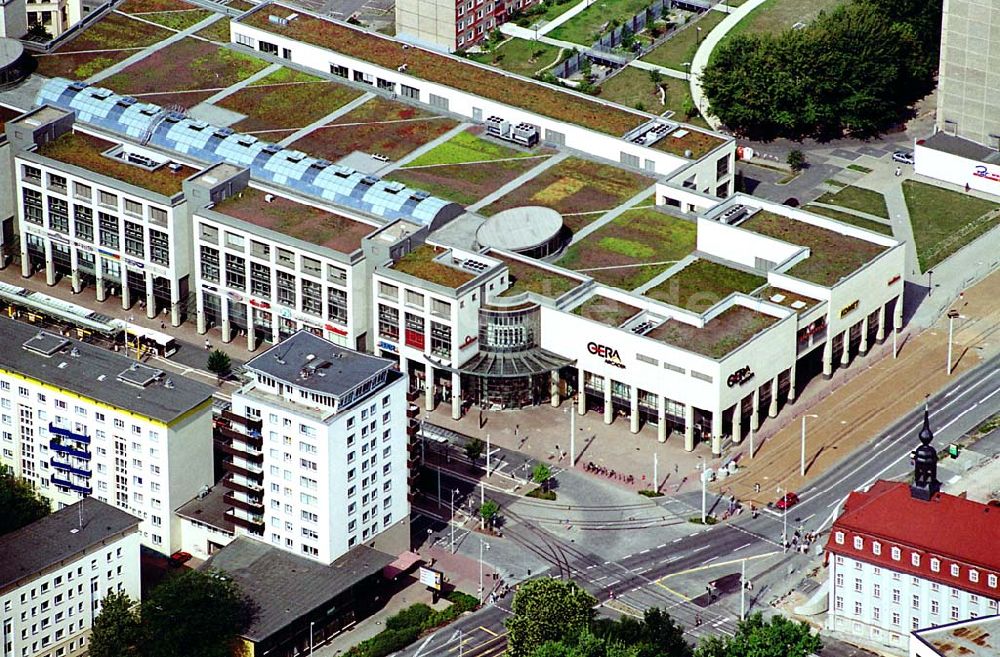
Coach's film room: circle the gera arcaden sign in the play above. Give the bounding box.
[587,341,625,369]
[973,165,1000,184]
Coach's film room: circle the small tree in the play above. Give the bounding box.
[0,466,50,537]
[89,592,141,657]
[464,437,485,463]
[648,68,663,86]
[531,463,552,491]
[479,498,500,527]
[206,349,231,380]
[786,149,806,172]
[505,579,597,657]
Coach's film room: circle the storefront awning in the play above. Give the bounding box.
[458,348,574,378]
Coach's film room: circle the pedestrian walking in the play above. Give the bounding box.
[895,166,901,177]
[204,339,211,350]
[160,322,165,329]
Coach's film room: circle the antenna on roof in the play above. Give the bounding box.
[265,194,275,203]
[77,500,83,529]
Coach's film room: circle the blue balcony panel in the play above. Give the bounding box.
[51,475,92,495]
[49,440,92,460]
[50,458,92,478]
[49,423,91,444]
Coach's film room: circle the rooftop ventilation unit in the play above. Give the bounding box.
[397,64,408,73]
[23,332,71,357]
[215,127,235,138]
[68,81,88,91]
[117,363,165,388]
[117,97,137,107]
[361,175,379,185]
[268,14,289,25]
[412,190,430,200]
[719,204,749,225]
[461,259,489,274]
[630,320,655,334]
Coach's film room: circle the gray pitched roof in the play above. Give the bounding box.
[0,498,139,591]
[245,330,395,398]
[0,317,214,424]
[203,537,395,642]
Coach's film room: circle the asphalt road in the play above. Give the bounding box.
[402,352,1000,657]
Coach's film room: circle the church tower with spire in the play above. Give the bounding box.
[909,406,941,501]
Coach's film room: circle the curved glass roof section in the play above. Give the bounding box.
[36,78,458,226]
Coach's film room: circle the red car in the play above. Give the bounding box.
[775,492,800,510]
[169,551,193,567]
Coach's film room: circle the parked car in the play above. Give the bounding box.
[775,491,800,510]
[168,551,193,567]
[892,150,915,165]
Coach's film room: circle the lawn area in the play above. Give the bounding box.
[481,157,654,230]
[814,186,889,219]
[573,295,641,327]
[468,38,565,78]
[194,17,231,42]
[403,130,535,167]
[387,158,548,206]
[498,256,583,299]
[117,0,195,12]
[641,10,726,70]
[217,69,363,133]
[100,39,268,107]
[804,204,893,236]
[139,9,213,31]
[644,259,765,312]
[35,50,135,80]
[54,12,171,51]
[290,97,458,162]
[648,306,777,358]
[548,0,655,45]
[597,66,663,111]
[740,210,887,286]
[556,209,696,290]
[536,0,585,24]
[391,245,475,288]
[902,181,1000,272]
[726,0,844,36]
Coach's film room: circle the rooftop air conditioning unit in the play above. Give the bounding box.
[265,194,275,203]
[397,64,408,72]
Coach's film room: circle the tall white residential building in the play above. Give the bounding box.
[0,316,215,554]
[7,106,199,327]
[0,498,141,657]
[825,413,1000,651]
[223,330,409,564]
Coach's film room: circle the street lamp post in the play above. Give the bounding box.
[927,269,934,297]
[696,26,702,44]
[683,61,690,80]
[947,309,960,374]
[740,558,746,621]
[486,433,491,476]
[570,398,576,466]
[450,488,456,554]
[479,539,491,603]
[310,621,315,655]
[800,414,818,477]
[778,486,787,552]
[698,458,707,523]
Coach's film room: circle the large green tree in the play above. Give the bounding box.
[693,612,821,657]
[596,607,692,657]
[506,579,597,657]
[701,0,940,140]
[0,466,50,536]
[89,592,141,657]
[140,569,253,657]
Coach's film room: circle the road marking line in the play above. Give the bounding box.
[657,544,667,549]
[673,537,683,543]
[640,549,650,554]
[734,543,751,551]
[703,556,719,564]
[479,626,498,636]
[623,554,633,559]
[692,545,709,553]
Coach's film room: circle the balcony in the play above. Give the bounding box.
[222,458,264,479]
[51,458,92,478]
[223,491,264,513]
[224,508,265,533]
[49,440,91,460]
[407,404,420,419]
[221,410,263,432]
[222,474,264,495]
[51,475,92,495]
[218,441,264,463]
[217,424,263,449]
[49,423,91,444]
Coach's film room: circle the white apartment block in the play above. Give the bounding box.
[827,480,1000,652]
[0,498,140,657]
[183,163,385,353]
[0,316,215,554]
[224,330,409,564]
[7,107,198,327]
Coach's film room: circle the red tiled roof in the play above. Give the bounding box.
[826,481,1000,599]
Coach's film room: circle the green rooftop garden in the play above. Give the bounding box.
[653,126,726,159]
[739,210,887,286]
[403,130,535,167]
[647,305,778,358]
[467,38,565,78]
[240,7,648,136]
[211,188,375,253]
[814,185,889,219]
[499,257,583,298]
[644,259,765,312]
[804,204,893,236]
[573,295,641,327]
[391,245,476,288]
[556,208,696,291]
[37,131,194,196]
[140,9,214,31]
[902,180,1000,272]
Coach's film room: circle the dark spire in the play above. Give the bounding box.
[910,404,940,501]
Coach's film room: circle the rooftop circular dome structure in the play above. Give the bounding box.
[0,38,29,88]
[476,206,565,259]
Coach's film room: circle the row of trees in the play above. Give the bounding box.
[90,570,253,657]
[506,578,821,657]
[701,0,942,140]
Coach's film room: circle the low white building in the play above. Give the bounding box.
[221,330,410,564]
[0,316,215,554]
[914,132,1000,198]
[0,498,141,657]
[909,615,1000,657]
[826,414,1000,651]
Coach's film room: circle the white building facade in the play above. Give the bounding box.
[224,330,410,564]
[0,317,215,554]
[0,498,141,657]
